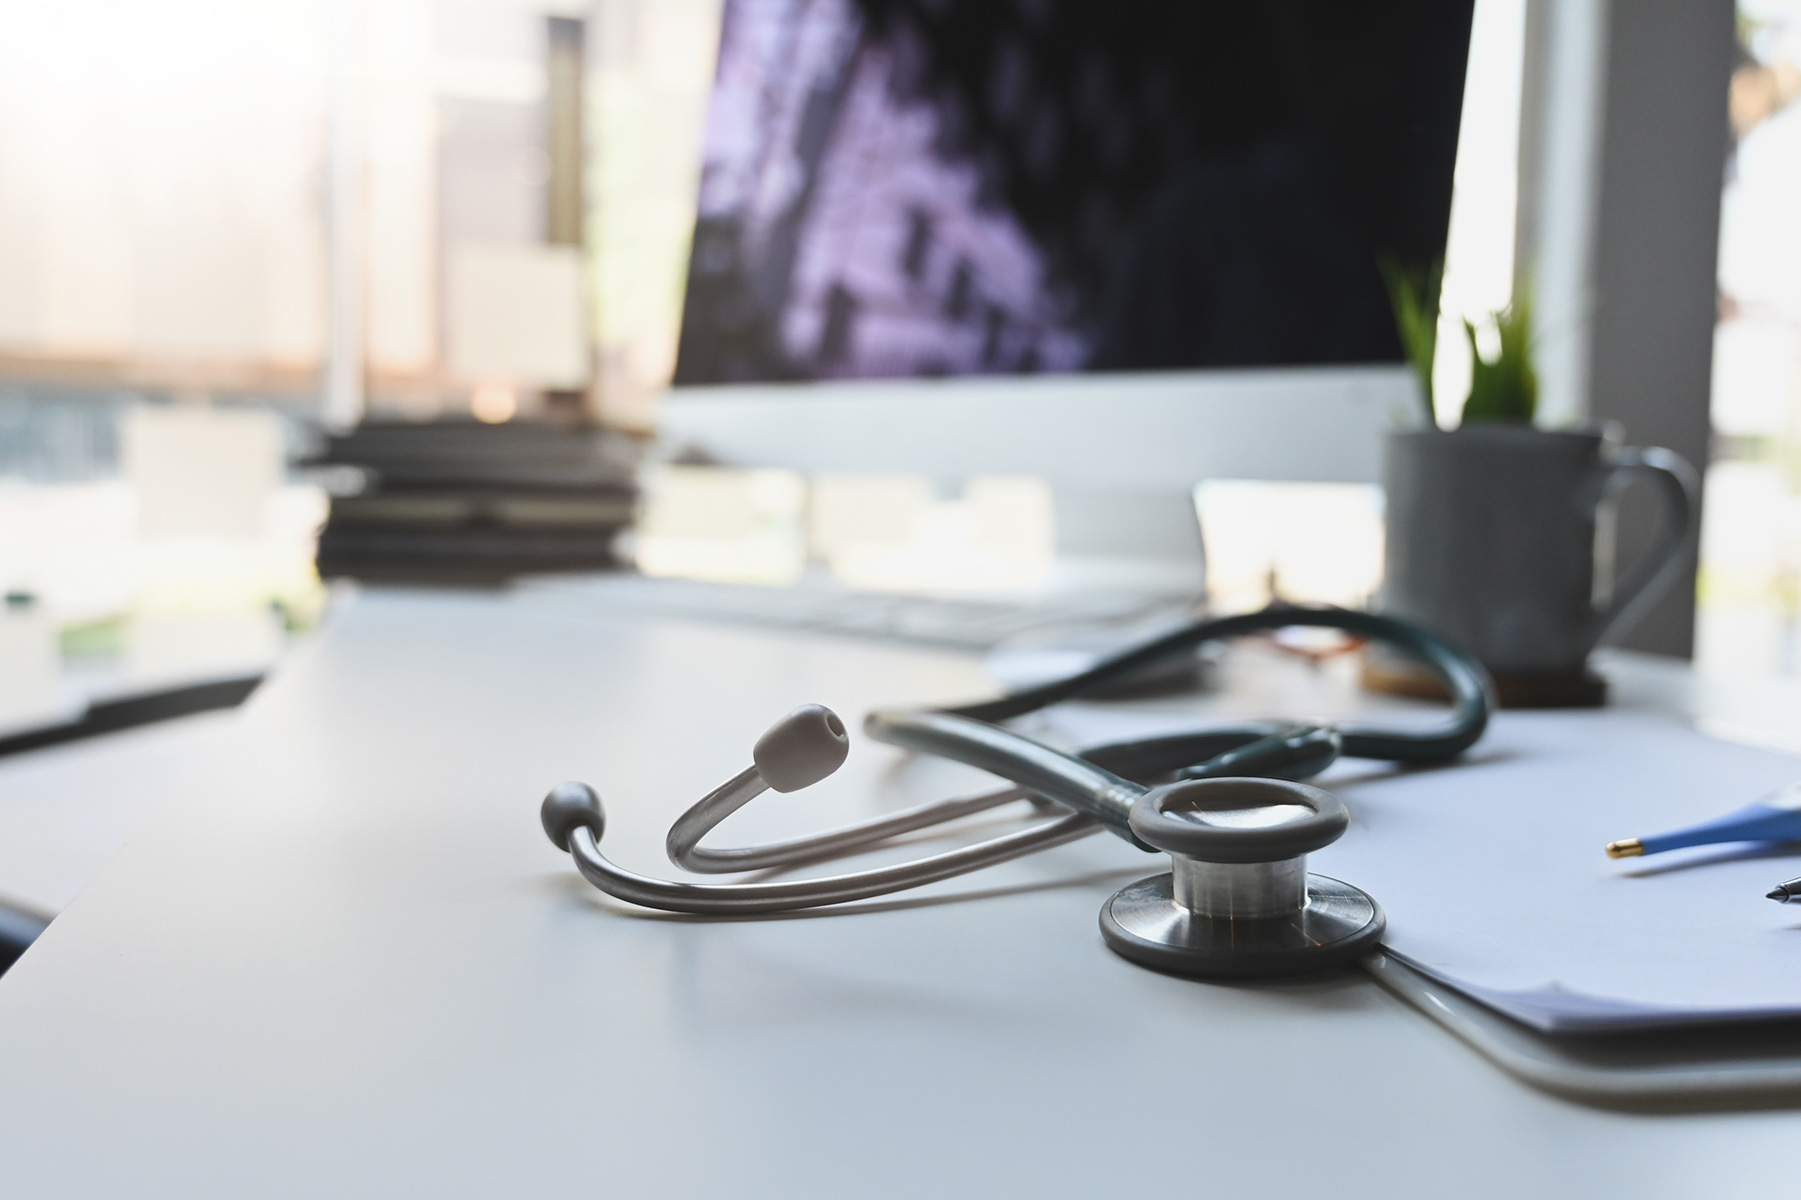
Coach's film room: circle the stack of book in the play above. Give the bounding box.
[310,421,640,583]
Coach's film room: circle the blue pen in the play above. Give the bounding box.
[1605,782,1801,859]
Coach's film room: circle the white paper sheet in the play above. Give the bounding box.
[1045,706,1801,1032]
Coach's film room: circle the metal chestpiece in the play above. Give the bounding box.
[1099,776,1385,978]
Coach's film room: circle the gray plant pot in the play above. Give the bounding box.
[1376,425,1697,703]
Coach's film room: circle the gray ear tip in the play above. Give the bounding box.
[542,781,606,851]
[753,704,852,793]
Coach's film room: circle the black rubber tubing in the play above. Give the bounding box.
[864,605,1494,845]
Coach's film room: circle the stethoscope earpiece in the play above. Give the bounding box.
[1099,777,1385,978]
[751,704,851,793]
[541,780,605,853]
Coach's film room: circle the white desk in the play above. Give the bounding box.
[0,710,238,914]
[0,585,1796,1198]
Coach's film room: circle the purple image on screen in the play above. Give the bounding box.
[690,0,1084,380]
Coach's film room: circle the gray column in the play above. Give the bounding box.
[1518,0,1734,658]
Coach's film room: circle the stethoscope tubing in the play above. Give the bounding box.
[860,606,1490,843]
[936,606,1492,763]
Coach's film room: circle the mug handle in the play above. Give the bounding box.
[1583,446,1700,646]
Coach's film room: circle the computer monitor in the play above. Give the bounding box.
[657,0,1475,570]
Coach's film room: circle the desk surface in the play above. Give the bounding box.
[0,586,1798,1198]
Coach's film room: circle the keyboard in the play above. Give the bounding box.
[527,573,1192,652]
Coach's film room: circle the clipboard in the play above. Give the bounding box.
[1364,949,1801,1110]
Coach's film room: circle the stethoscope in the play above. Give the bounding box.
[540,606,1494,978]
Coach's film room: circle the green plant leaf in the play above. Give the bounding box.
[1457,275,1538,425]
[1379,257,1442,428]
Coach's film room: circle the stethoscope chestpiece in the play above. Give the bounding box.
[1099,777,1384,979]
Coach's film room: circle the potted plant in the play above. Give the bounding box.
[1367,266,1695,707]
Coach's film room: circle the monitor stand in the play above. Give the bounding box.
[1046,485,1206,600]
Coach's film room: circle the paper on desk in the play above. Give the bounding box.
[1042,706,1801,1033]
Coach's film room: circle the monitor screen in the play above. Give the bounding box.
[672,0,1474,386]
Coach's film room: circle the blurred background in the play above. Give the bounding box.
[1703,0,1801,678]
[0,0,1795,745]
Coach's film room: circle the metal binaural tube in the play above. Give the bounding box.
[569,812,1100,914]
[1171,856,1308,920]
[669,779,1034,874]
[862,709,1150,846]
[665,765,769,871]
